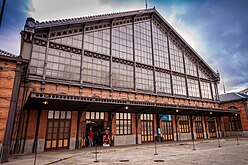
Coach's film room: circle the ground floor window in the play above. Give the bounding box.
[229,115,242,131]
[179,115,189,133]
[116,113,132,135]
[86,112,104,120]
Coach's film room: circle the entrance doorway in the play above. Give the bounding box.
[86,120,104,146]
[161,114,173,141]
[208,117,217,138]
[45,111,71,151]
[141,114,154,142]
[83,112,106,147]
[195,116,204,139]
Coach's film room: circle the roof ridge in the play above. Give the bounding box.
[236,92,247,98]
[36,8,155,27]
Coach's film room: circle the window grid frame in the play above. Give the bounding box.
[116,112,132,135]
[179,115,189,133]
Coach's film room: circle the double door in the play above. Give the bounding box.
[208,117,216,138]
[45,111,71,150]
[195,116,204,139]
[141,114,154,142]
[161,120,173,141]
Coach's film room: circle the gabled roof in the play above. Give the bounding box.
[31,8,219,80]
[239,88,248,94]
[219,92,248,103]
[0,49,16,57]
[0,49,28,63]
[35,8,155,28]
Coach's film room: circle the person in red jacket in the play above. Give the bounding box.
[88,130,94,147]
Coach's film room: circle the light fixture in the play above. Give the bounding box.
[125,106,129,110]
[235,114,238,116]
[176,109,179,113]
[210,112,212,115]
[43,101,48,105]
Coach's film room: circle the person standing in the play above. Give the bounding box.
[88,130,94,147]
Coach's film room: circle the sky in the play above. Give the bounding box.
[0,0,247,94]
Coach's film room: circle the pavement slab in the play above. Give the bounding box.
[5,138,248,165]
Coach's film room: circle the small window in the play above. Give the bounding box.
[48,111,54,119]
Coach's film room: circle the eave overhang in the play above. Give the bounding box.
[25,92,239,116]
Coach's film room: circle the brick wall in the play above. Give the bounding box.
[0,61,16,144]
[222,101,248,131]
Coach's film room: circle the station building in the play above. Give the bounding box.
[0,8,240,162]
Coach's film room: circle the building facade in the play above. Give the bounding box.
[220,92,248,137]
[0,50,28,162]
[1,8,239,161]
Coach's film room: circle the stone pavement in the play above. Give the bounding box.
[5,138,248,165]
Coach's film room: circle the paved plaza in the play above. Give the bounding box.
[6,138,248,165]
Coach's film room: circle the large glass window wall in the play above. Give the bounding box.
[30,44,45,76]
[83,56,109,85]
[112,62,134,89]
[187,78,200,97]
[200,81,212,99]
[152,23,169,70]
[51,34,82,49]
[155,71,171,94]
[172,75,186,95]
[134,21,152,66]
[169,40,184,73]
[199,68,209,79]
[136,67,153,91]
[211,82,217,100]
[112,25,133,61]
[84,29,110,55]
[184,55,197,76]
[46,48,81,81]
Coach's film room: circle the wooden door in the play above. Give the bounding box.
[141,114,154,142]
[161,120,173,141]
[195,116,204,139]
[208,117,216,138]
[45,111,71,150]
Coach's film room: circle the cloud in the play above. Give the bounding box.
[0,0,31,55]
[30,0,144,21]
[160,0,248,93]
[1,0,247,94]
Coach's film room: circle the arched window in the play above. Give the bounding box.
[228,106,242,131]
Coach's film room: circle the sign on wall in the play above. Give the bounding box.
[161,114,172,121]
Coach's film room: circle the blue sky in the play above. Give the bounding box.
[0,0,247,93]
